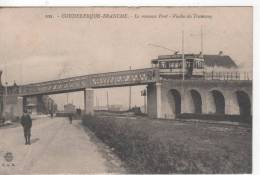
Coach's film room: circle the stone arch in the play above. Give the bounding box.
[210,90,225,114]
[168,89,181,115]
[189,89,202,114]
[236,91,251,116]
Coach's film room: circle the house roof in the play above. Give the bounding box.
[203,55,238,68]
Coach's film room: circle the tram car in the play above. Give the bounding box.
[151,53,205,79]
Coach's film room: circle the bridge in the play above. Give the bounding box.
[0,67,252,119]
[15,68,159,96]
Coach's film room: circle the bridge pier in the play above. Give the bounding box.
[204,92,216,114]
[83,88,94,116]
[147,83,163,118]
[225,92,240,115]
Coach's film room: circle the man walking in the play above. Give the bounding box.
[21,110,32,145]
[69,114,72,124]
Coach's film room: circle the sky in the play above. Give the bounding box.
[0,7,252,109]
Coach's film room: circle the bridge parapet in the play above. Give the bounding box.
[14,68,159,96]
[203,71,252,81]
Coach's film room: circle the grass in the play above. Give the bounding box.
[177,113,252,124]
[82,115,252,174]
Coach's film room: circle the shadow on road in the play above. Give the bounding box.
[31,138,40,144]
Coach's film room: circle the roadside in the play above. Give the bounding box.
[83,114,252,174]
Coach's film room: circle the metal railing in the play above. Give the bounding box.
[9,68,160,96]
[203,71,252,81]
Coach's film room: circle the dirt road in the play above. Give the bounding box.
[0,117,125,174]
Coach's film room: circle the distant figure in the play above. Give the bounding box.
[69,114,72,124]
[76,108,81,116]
[21,110,32,145]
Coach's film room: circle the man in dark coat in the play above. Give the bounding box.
[21,110,32,145]
[69,114,72,124]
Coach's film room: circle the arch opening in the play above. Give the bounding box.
[236,91,251,117]
[190,90,202,114]
[211,90,225,114]
[169,89,181,115]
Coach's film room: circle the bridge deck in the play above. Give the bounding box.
[15,68,159,96]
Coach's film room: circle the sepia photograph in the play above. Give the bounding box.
[0,6,252,174]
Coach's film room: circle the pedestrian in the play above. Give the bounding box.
[21,110,32,145]
[69,114,72,124]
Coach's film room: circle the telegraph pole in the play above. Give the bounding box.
[106,91,109,110]
[201,25,204,55]
[129,66,132,110]
[141,89,147,113]
[4,82,8,115]
[96,96,99,110]
[182,30,185,80]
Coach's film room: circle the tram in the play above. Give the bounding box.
[151,53,205,79]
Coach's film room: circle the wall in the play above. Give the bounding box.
[147,80,252,119]
[3,95,23,119]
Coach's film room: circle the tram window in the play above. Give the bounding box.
[198,61,202,69]
[187,61,193,68]
[169,62,175,69]
[174,62,178,68]
[178,61,182,68]
[197,61,202,69]
[159,61,168,69]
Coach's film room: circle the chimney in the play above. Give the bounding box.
[219,51,223,56]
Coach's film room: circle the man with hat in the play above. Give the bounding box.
[21,109,32,145]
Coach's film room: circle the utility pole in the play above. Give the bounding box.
[3,60,8,116]
[106,91,109,110]
[129,66,132,110]
[201,25,203,54]
[190,25,204,55]
[144,95,146,113]
[141,89,147,113]
[96,96,99,110]
[182,30,185,80]
[4,82,8,115]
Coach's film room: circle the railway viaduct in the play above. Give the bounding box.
[0,68,252,119]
